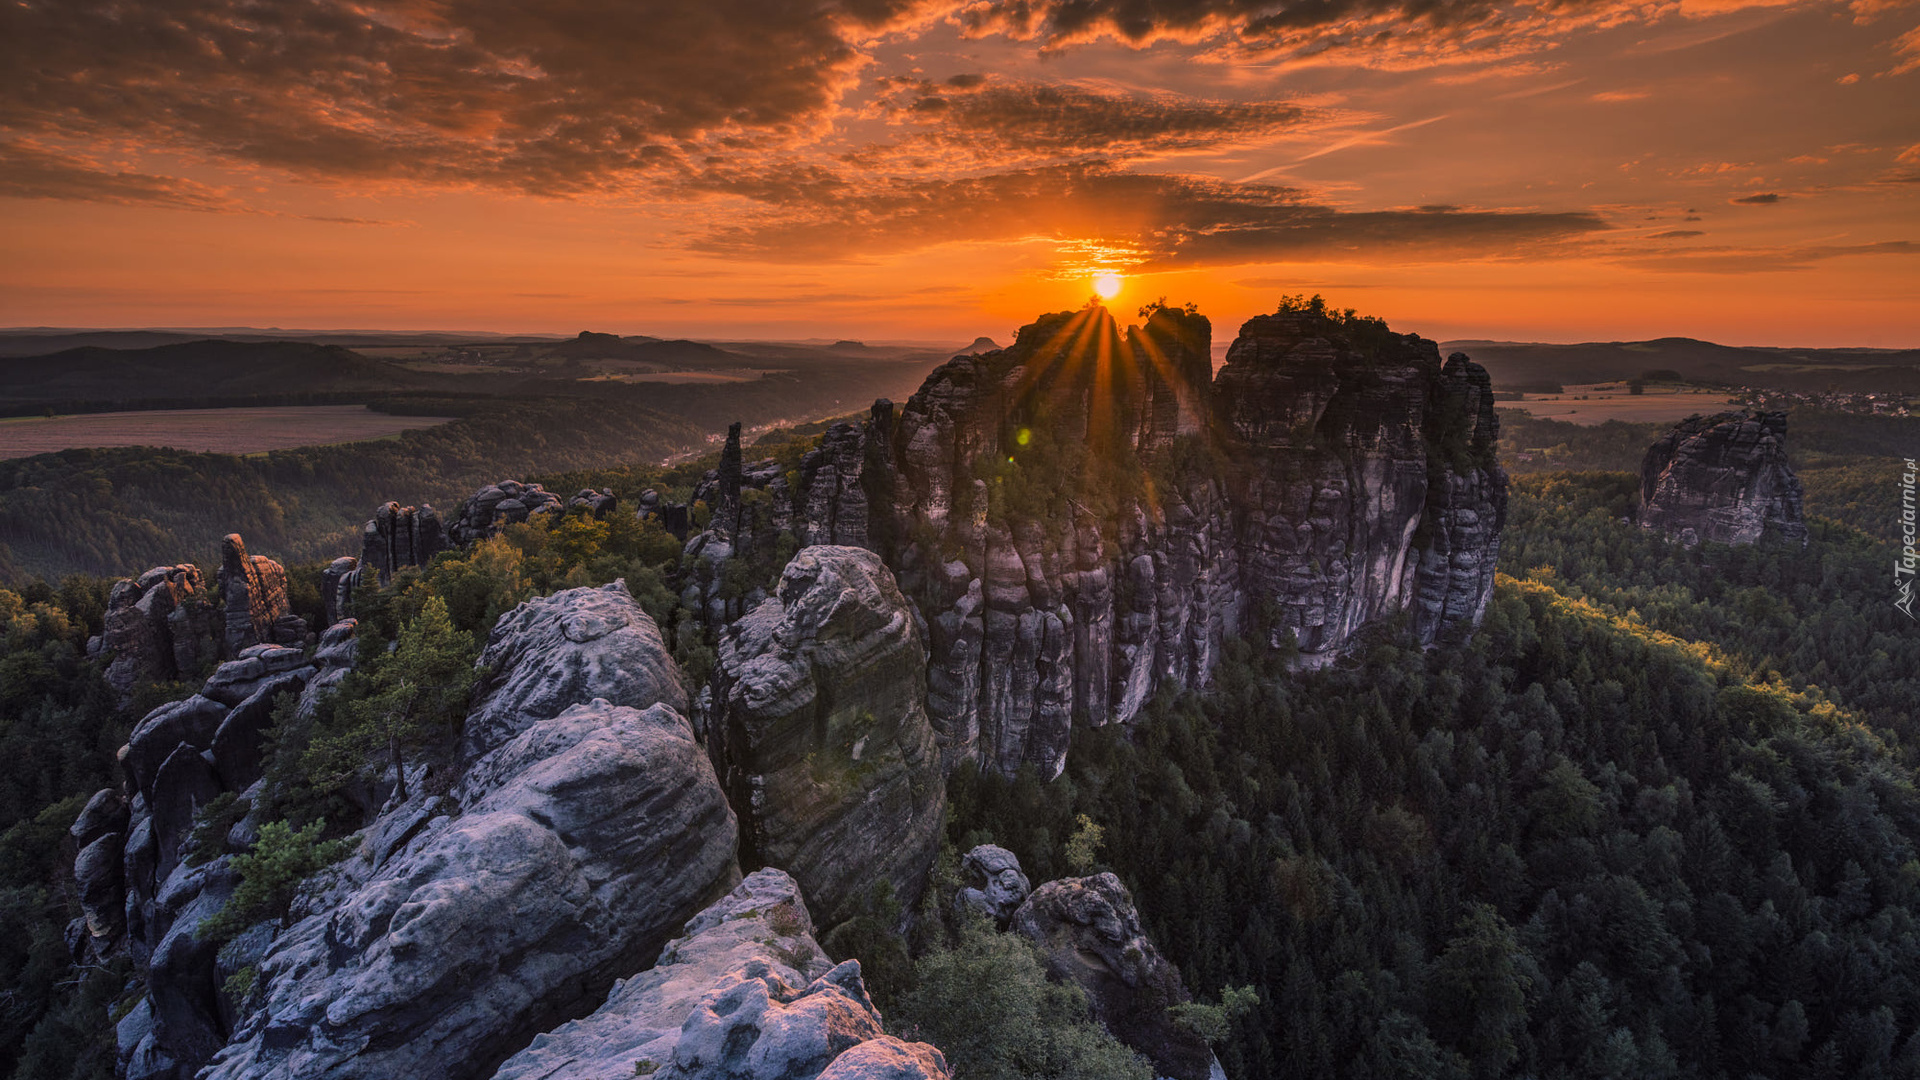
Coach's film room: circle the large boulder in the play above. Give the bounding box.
[465,580,688,757]
[493,867,946,1080]
[1011,873,1215,1080]
[1638,410,1808,547]
[102,565,221,694]
[203,699,741,1080]
[217,534,306,656]
[955,844,1030,924]
[709,546,944,930]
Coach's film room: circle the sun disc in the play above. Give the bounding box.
[1093,273,1123,300]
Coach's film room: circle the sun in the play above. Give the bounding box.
[1092,273,1123,300]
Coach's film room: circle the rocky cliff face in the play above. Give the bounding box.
[1012,873,1215,1080]
[101,566,221,695]
[494,868,949,1080]
[708,546,944,930]
[1638,410,1808,547]
[742,304,1504,777]
[204,698,741,1080]
[216,534,306,656]
[84,630,337,1079]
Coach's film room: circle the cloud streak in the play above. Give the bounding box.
[688,161,1609,268]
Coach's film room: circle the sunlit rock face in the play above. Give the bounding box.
[782,304,1507,778]
[1638,410,1808,548]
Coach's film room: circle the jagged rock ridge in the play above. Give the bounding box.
[1637,410,1808,547]
[711,304,1506,777]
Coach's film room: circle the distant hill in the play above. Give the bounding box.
[0,328,568,357]
[1445,336,1920,392]
[548,333,746,367]
[0,340,449,407]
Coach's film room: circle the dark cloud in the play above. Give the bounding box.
[0,0,941,194]
[0,142,236,210]
[955,0,1633,60]
[867,77,1307,161]
[1731,192,1784,204]
[1617,240,1918,273]
[1647,229,1705,239]
[687,162,1608,267]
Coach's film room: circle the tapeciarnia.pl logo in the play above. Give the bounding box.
[1899,458,1918,620]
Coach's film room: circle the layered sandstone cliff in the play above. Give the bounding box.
[1638,410,1807,547]
[728,304,1505,777]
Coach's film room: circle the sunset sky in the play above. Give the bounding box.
[2,0,1916,345]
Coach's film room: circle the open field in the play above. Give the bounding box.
[1500,382,1737,425]
[0,405,457,458]
[582,369,779,384]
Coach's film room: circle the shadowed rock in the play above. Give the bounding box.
[776,304,1506,778]
[955,844,1030,924]
[1638,410,1807,547]
[709,546,945,930]
[102,565,221,695]
[1012,873,1214,1080]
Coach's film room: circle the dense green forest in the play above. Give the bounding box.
[1499,408,1911,542]
[1,395,1915,1078]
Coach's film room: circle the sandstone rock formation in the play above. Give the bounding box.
[1012,873,1214,1080]
[465,579,688,758]
[448,479,564,543]
[493,868,949,1080]
[204,698,741,1080]
[216,534,306,656]
[708,546,944,930]
[322,556,357,625]
[739,304,1506,777]
[569,487,618,518]
[1638,410,1808,547]
[955,844,1030,924]
[356,501,447,585]
[84,632,331,1078]
[102,565,221,694]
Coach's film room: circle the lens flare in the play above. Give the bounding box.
[1093,273,1123,300]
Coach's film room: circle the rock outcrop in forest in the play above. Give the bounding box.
[704,303,1506,777]
[1637,410,1808,547]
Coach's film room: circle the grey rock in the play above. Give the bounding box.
[102,564,220,695]
[75,830,126,941]
[661,959,884,1079]
[322,556,358,626]
[814,1038,952,1080]
[358,501,448,585]
[146,862,238,1076]
[709,547,944,930]
[448,479,563,543]
[70,787,127,847]
[1011,873,1213,1080]
[956,844,1029,924]
[204,699,740,1080]
[780,305,1503,779]
[493,867,832,1080]
[211,671,308,791]
[150,745,221,884]
[1638,410,1808,547]
[466,580,687,758]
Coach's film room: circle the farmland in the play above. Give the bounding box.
[0,405,456,459]
[1500,382,1737,425]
